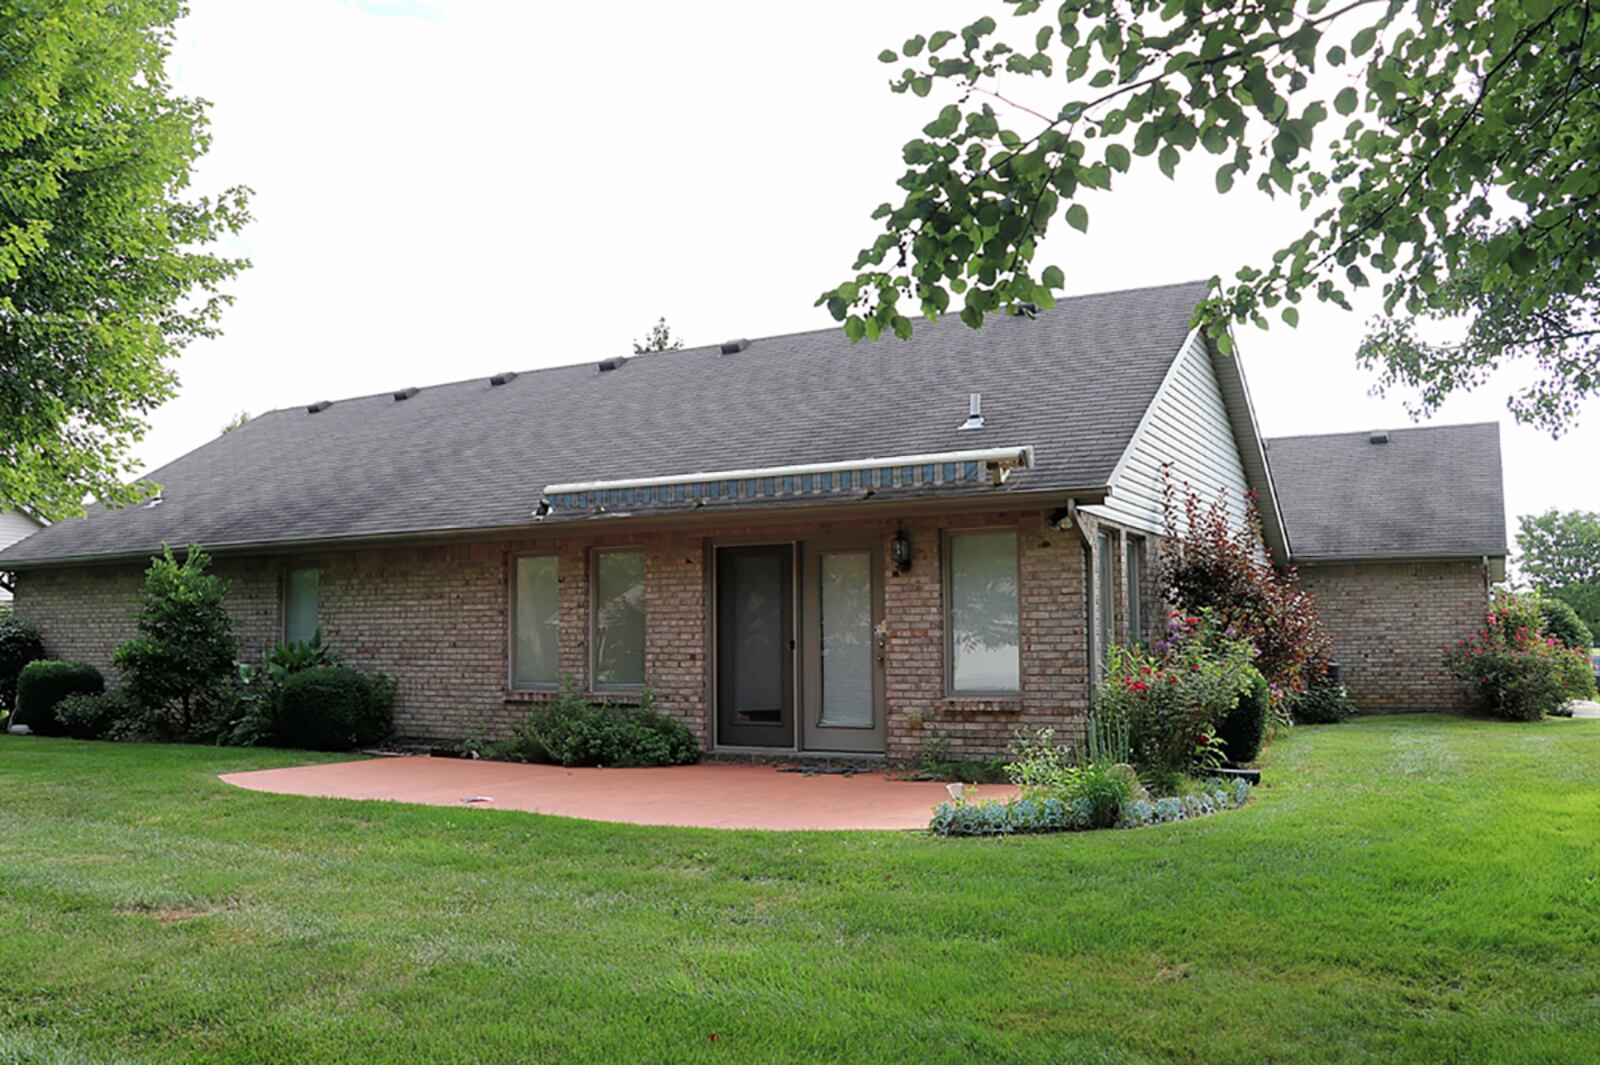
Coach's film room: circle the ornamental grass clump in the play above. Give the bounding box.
[1094,610,1259,787]
[1002,720,1138,829]
[1446,591,1597,721]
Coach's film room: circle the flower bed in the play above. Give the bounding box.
[930,777,1253,837]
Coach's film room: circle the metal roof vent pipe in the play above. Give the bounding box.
[1369,431,1391,444]
[720,339,751,356]
[959,392,985,431]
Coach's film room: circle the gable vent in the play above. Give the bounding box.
[598,356,627,373]
[720,338,751,356]
[393,387,419,402]
[489,371,518,386]
[1369,431,1391,445]
[306,400,332,414]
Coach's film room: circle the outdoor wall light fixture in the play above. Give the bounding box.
[891,529,912,573]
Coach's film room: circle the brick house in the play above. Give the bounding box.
[0,282,1506,757]
[1266,423,1508,712]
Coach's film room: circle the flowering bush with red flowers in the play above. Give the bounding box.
[1158,474,1332,710]
[1096,610,1257,785]
[1446,591,1597,721]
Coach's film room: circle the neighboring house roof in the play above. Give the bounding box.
[1265,422,1507,562]
[0,281,1226,568]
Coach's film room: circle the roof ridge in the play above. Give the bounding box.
[254,279,1215,420]
[1265,420,1499,443]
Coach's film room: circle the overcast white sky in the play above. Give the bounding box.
[155,0,1598,540]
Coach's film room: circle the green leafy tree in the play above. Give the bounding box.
[823,1,1600,430]
[1,2,251,519]
[113,544,239,737]
[1517,509,1600,639]
[633,317,684,354]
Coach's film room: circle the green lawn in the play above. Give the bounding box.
[0,716,1596,1064]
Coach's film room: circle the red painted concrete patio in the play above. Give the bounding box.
[220,757,1018,831]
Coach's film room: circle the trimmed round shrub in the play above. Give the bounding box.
[276,666,383,751]
[0,613,46,713]
[15,660,104,736]
[1217,667,1270,764]
[1552,643,1598,703]
[357,671,397,748]
[1538,596,1594,652]
[54,690,130,741]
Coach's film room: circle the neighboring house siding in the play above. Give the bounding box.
[10,507,1111,758]
[0,509,43,601]
[1297,559,1490,712]
[1084,331,1252,537]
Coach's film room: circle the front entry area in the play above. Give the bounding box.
[712,541,886,754]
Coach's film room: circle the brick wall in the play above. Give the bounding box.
[12,506,1114,757]
[1297,559,1490,712]
[12,557,280,675]
[879,509,1092,760]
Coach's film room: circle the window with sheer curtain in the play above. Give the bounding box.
[947,531,1020,693]
[593,549,646,688]
[283,567,319,644]
[512,555,560,688]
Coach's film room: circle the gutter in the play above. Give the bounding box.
[0,481,1110,571]
[1291,551,1509,565]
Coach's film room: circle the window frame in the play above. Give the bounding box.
[1096,529,1116,671]
[941,526,1024,698]
[589,546,647,691]
[281,564,321,644]
[507,550,562,692]
[1126,535,1145,647]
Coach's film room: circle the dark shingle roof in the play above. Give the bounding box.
[0,281,1209,566]
[1266,422,1507,561]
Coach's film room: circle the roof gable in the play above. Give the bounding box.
[1085,329,1288,564]
[1266,422,1507,561]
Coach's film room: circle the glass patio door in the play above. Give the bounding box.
[800,542,886,753]
[715,544,795,748]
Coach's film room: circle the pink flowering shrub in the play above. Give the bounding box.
[1446,591,1597,721]
[1096,610,1258,784]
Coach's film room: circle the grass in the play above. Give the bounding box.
[0,716,1597,1063]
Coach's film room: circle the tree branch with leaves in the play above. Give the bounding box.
[0,1,251,519]
[822,0,1600,431]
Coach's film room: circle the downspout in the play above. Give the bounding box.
[1052,499,1098,707]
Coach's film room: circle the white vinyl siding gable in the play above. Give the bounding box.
[0,508,42,552]
[1085,330,1252,538]
[0,509,43,601]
